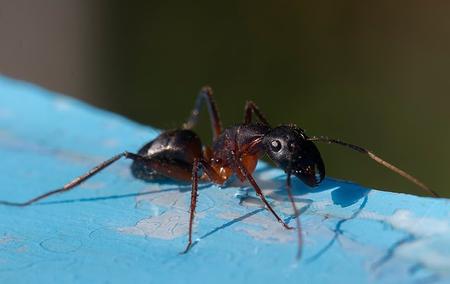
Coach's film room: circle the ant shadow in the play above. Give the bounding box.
[36,163,370,211]
[33,166,371,262]
[306,195,369,263]
[257,164,371,209]
[36,178,209,206]
[251,166,371,263]
[188,208,266,250]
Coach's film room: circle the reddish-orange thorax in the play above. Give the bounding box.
[202,124,269,185]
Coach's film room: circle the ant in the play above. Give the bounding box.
[0,87,438,259]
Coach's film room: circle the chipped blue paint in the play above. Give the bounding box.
[0,76,449,284]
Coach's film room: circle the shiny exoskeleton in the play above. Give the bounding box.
[0,87,438,259]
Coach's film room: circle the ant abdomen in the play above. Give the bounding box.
[131,129,203,182]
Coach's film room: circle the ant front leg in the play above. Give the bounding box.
[244,100,270,126]
[183,86,222,140]
[286,173,303,259]
[237,160,293,230]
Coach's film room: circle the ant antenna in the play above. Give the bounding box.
[0,151,142,207]
[307,136,439,197]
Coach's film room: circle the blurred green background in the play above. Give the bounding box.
[1,1,449,197]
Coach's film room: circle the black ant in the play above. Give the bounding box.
[0,87,438,259]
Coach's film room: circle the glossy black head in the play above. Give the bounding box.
[263,125,325,187]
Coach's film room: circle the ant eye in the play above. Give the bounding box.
[270,140,282,152]
[288,143,296,152]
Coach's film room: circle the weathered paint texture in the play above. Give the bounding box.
[0,76,449,283]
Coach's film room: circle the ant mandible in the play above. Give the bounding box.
[0,87,438,259]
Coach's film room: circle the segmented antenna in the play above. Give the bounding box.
[308,136,439,197]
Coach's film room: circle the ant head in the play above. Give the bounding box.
[263,125,325,187]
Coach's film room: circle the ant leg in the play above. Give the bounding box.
[286,173,303,259]
[182,158,222,254]
[183,86,222,140]
[244,100,270,126]
[0,151,144,207]
[308,136,439,197]
[182,158,200,254]
[237,160,293,230]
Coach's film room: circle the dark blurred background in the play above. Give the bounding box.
[1,1,449,197]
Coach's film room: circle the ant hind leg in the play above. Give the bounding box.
[183,86,222,139]
[0,151,144,207]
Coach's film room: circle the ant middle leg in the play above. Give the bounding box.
[183,86,222,139]
[181,158,201,254]
[182,158,223,254]
[244,100,270,126]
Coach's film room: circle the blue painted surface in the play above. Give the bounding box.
[0,76,449,284]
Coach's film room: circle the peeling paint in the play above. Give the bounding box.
[0,76,449,284]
